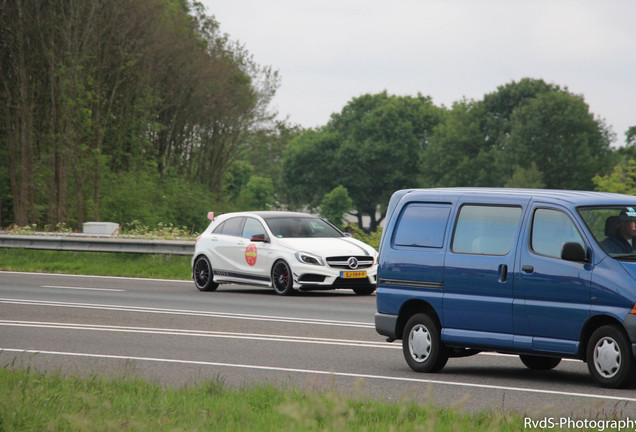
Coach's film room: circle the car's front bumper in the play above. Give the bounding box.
[293,264,378,289]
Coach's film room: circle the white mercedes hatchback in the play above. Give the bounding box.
[192,211,378,295]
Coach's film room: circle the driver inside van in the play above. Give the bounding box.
[601,207,636,254]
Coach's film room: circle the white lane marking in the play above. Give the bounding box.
[0,319,579,362]
[0,270,191,283]
[0,320,391,349]
[42,286,125,292]
[1,348,633,403]
[0,298,374,328]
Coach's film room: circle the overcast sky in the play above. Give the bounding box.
[201,0,635,145]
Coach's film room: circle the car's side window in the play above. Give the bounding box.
[242,218,266,239]
[214,217,244,237]
[531,208,584,259]
[393,203,451,248]
[452,205,522,255]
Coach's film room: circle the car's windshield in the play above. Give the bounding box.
[264,216,343,238]
[579,206,636,259]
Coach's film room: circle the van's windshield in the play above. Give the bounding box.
[579,206,636,260]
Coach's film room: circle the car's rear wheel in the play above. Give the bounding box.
[193,256,219,292]
[519,355,561,370]
[272,260,294,296]
[402,313,448,373]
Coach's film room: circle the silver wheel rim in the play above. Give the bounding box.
[409,324,432,363]
[594,336,621,379]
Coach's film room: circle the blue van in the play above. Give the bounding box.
[375,188,636,388]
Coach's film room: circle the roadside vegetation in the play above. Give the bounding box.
[0,367,551,432]
[0,249,190,280]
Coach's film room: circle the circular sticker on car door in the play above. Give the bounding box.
[245,243,257,266]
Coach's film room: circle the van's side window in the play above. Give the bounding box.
[531,209,584,258]
[452,205,522,255]
[393,204,451,248]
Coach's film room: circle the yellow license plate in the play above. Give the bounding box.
[341,271,367,279]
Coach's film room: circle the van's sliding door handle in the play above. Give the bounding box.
[498,264,508,282]
[522,265,534,273]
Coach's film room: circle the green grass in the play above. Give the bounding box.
[0,249,191,280]
[0,367,532,432]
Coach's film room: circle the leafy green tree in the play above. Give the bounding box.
[223,160,254,201]
[626,126,636,147]
[281,128,341,210]
[319,185,353,228]
[505,163,545,188]
[283,92,444,231]
[237,176,275,210]
[423,78,613,190]
[421,100,492,186]
[330,92,443,231]
[504,91,612,190]
[593,160,636,195]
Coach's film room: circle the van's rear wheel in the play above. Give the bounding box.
[402,313,448,373]
[587,325,636,388]
[519,355,561,370]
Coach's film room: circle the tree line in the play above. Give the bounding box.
[1,1,634,233]
[0,0,278,231]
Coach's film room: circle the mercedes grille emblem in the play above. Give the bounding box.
[347,257,359,269]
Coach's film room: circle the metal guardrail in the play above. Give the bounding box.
[0,235,194,255]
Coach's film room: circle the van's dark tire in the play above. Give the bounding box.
[519,355,561,370]
[586,325,636,388]
[193,256,219,292]
[352,285,375,295]
[402,313,449,373]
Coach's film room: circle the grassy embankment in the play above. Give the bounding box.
[0,367,537,432]
[0,249,191,280]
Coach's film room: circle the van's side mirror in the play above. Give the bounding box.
[251,234,268,243]
[561,242,587,263]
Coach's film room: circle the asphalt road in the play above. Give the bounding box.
[1,271,635,418]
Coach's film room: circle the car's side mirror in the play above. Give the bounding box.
[561,242,588,263]
[251,234,268,243]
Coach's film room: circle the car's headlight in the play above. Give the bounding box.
[295,252,324,266]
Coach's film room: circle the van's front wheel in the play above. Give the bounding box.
[402,313,448,373]
[586,325,636,388]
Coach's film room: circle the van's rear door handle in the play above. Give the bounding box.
[522,265,534,273]
[498,264,508,282]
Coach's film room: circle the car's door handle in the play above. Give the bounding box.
[522,265,534,273]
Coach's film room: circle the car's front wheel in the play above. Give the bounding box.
[353,286,375,295]
[193,255,219,292]
[271,260,294,296]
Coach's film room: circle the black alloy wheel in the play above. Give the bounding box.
[271,260,294,296]
[193,256,219,292]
